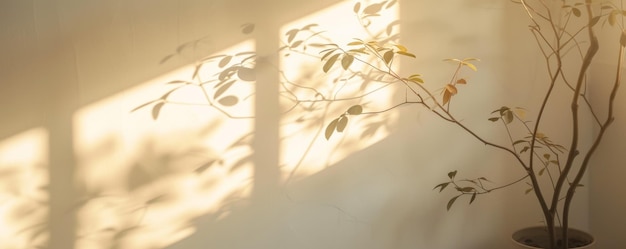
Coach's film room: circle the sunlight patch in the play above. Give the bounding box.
[0,128,49,249]
[73,40,255,249]
[278,0,400,182]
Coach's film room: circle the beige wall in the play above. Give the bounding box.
[0,0,609,249]
[589,2,626,246]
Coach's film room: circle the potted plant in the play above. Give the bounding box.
[134,0,624,248]
[318,0,623,248]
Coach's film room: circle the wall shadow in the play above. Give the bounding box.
[0,0,584,248]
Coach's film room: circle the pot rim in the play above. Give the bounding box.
[511,226,595,249]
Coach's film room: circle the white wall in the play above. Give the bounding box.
[0,0,603,249]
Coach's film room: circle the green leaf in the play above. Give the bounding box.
[469,192,477,205]
[383,50,394,65]
[461,179,476,184]
[538,168,545,176]
[347,105,363,115]
[336,116,349,132]
[620,31,626,47]
[447,195,460,211]
[325,118,339,140]
[152,102,164,120]
[520,146,530,154]
[512,140,528,146]
[572,7,581,17]
[488,117,500,122]
[448,170,457,179]
[323,53,340,73]
[459,187,474,193]
[341,54,354,70]
[504,110,514,124]
[434,182,450,192]
[525,187,533,195]
[491,106,510,115]
[478,177,490,182]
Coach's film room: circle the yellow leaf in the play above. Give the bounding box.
[397,51,416,58]
[409,77,424,84]
[394,44,408,52]
[513,107,527,119]
[609,11,617,26]
[463,62,478,71]
[445,84,458,94]
[408,74,424,84]
[443,90,452,105]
